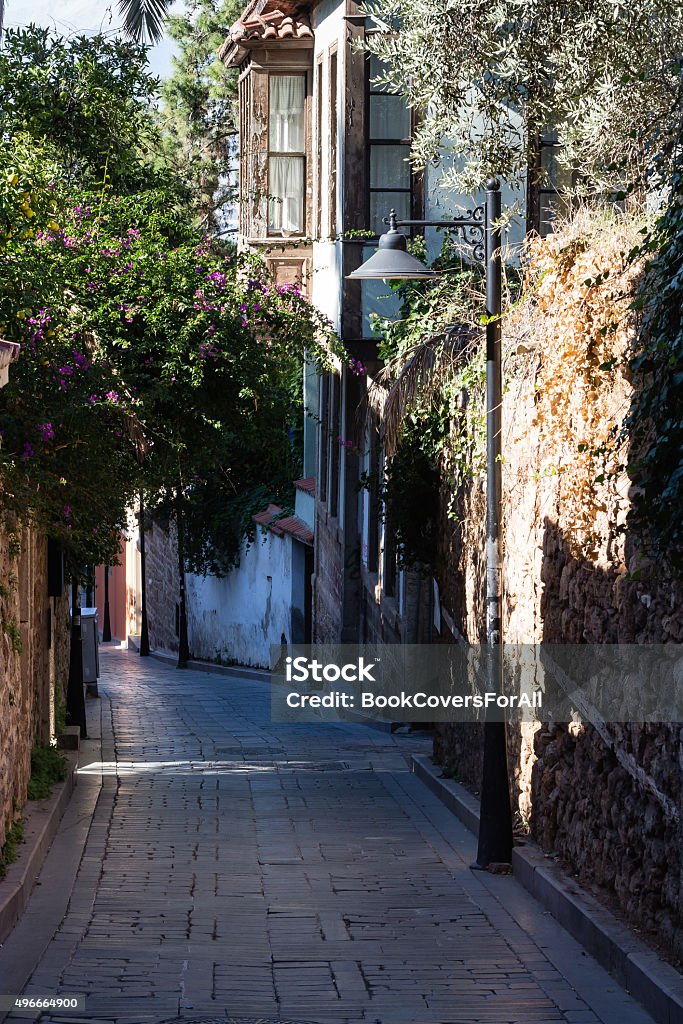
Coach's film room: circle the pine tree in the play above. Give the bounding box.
[158,0,243,232]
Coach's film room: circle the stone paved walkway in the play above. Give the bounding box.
[0,649,655,1024]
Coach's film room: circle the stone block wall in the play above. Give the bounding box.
[313,502,344,643]
[0,524,69,849]
[434,225,683,960]
[145,518,180,656]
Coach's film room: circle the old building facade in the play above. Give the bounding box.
[222,0,682,960]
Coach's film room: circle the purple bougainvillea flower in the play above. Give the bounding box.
[348,357,367,377]
[73,351,90,371]
[37,423,55,442]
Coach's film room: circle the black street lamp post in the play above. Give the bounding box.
[67,577,87,738]
[139,490,150,657]
[102,564,112,642]
[347,177,513,867]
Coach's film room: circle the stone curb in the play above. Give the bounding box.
[126,636,271,683]
[411,752,683,1024]
[0,749,78,947]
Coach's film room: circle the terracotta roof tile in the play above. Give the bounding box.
[293,476,315,495]
[252,503,283,527]
[270,515,314,545]
[219,2,313,65]
[252,502,314,545]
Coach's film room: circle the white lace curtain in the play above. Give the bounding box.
[268,75,305,234]
[269,75,305,153]
[269,156,304,234]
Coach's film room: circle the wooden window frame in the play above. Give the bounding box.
[315,55,324,240]
[328,46,339,239]
[366,52,412,236]
[266,69,310,240]
[318,373,329,502]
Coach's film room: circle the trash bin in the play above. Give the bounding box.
[81,607,100,697]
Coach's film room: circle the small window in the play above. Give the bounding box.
[328,373,341,518]
[368,54,411,236]
[531,129,573,237]
[269,75,306,235]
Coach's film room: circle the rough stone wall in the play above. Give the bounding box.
[434,221,683,959]
[360,569,401,645]
[360,569,434,646]
[0,525,69,849]
[313,502,344,643]
[145,518,180,656]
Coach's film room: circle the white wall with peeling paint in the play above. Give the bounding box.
[186,530,300,669]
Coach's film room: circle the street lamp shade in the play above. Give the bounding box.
[346,219,436,281]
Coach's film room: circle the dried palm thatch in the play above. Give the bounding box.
[123,408,150,465]
[362,323,481,457]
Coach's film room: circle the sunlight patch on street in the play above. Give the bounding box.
[76,759,362,776]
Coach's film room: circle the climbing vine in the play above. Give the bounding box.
[367,237,491,568]
[623,161,683,575]
[509,209,644,562]
[0,528,22,654]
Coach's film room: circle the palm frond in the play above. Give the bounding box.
[364,324,480,457]
[118,0,174,43]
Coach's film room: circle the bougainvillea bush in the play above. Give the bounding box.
[0,184,334,573]
[0,28,336,577]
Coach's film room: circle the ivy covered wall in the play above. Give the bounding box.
[433,213,683,962]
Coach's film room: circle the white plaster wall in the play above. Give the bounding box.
[295,489,315,531]
[311,0,345,331]
[312,241,342,330]
[186,530,294,669]
[425,104,527,263]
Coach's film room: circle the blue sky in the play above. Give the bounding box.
[3,0,185,79]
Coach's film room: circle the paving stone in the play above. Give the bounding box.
[0,650,659,1024]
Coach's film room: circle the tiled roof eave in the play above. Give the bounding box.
[219,33,313,65]
[252,504,314,546]
[218,3,314,66]
[293,476,315,495]
[271,515,314,545]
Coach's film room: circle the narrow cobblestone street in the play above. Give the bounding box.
[0,650,655,1024]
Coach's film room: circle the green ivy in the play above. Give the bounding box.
[623,157,683,574]
[0,817,25,877]
[368,236,490,569]
[382,414,442,570]
[54,684,67,737]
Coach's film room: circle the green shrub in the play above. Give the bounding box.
[0,817,25,877]
[53,684,67,737]
[26,744,67,800]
